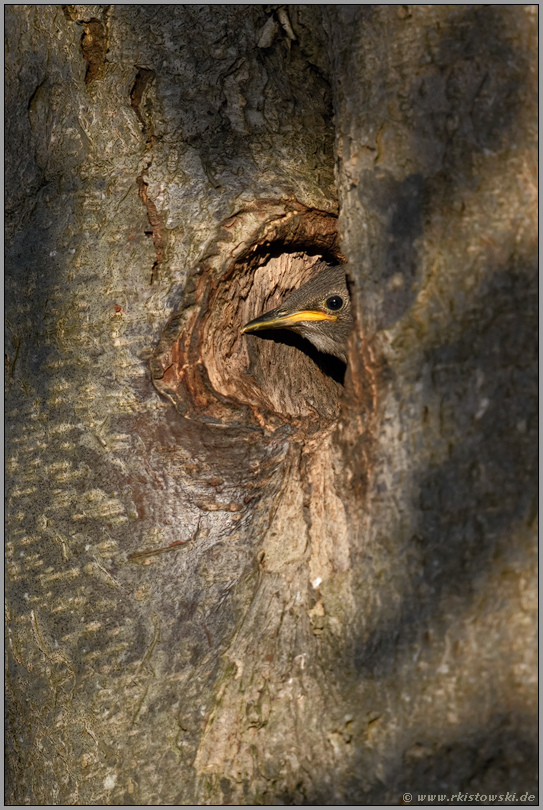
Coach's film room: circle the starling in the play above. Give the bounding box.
[241,264,352,363]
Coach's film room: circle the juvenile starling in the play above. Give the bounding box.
[241,264,352,363]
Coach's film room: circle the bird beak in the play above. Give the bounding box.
[241,308,337,334]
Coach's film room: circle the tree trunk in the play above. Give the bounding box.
[6,4,537,805]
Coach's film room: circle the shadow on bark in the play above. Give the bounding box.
[327,7,537,802]
[345,714,538,806]
[278,717,538,806]
[353,260,537,665]
[349,1,537,679]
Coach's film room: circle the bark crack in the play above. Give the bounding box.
[130,68,165,285]
[136,174,165,285]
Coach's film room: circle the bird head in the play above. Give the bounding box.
[241,264,352,363]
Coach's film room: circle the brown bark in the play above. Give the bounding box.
[5,4,537,805]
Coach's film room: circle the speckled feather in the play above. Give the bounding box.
[244,263,353,363]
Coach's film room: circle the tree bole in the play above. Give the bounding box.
[6,4,537,805]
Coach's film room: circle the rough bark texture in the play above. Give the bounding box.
[5,4,537,806]
[327,4,538,804]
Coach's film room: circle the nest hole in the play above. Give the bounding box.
[151,202,345,428]
[202,249,345,422]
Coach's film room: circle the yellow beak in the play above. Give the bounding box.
[241,309,338,334]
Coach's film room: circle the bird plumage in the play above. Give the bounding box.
[241,263,352,363]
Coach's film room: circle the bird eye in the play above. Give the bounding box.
[325,295,343,311]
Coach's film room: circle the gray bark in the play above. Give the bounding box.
[5,4,537,805]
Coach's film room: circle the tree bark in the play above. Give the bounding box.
[6,4,537,805]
